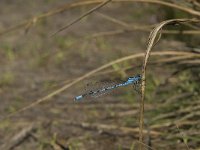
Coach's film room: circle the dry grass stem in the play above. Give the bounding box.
[0,50,199,122]
[61,121,160,136]
[139,18,200,150]
[1,0,200,36]
[50,0,112,37]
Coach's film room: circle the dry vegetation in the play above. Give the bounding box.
[0,0,200,150]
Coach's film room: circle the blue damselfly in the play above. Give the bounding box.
[74,74,141,101]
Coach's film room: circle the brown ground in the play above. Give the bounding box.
[0,1,199,150]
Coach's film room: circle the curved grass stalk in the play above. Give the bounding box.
[1,0,200,36]
[0,50,199,122]
[139,18,200,150]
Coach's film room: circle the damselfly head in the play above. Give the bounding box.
[136,74,142,80]
[128,74,141,80]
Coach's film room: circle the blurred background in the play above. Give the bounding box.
[0,0,200,149]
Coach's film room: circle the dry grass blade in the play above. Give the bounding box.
[92,28,200,38]
[0,124,35,150]
[115,0,200,16]
[62,121,160,136]
[0,0,100,36]
[92,12,200,37]
[139,18,200,150]
[50,0,112,37]
[179,59,200,64]
[1,0,200,36]
[96,12,131,28]
[0,50,198,123]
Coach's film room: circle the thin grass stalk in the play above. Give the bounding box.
[139,18,200,150]
[1,0,200,36]
[0,50,199,122]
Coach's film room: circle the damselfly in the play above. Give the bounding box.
[74,74,141,101]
